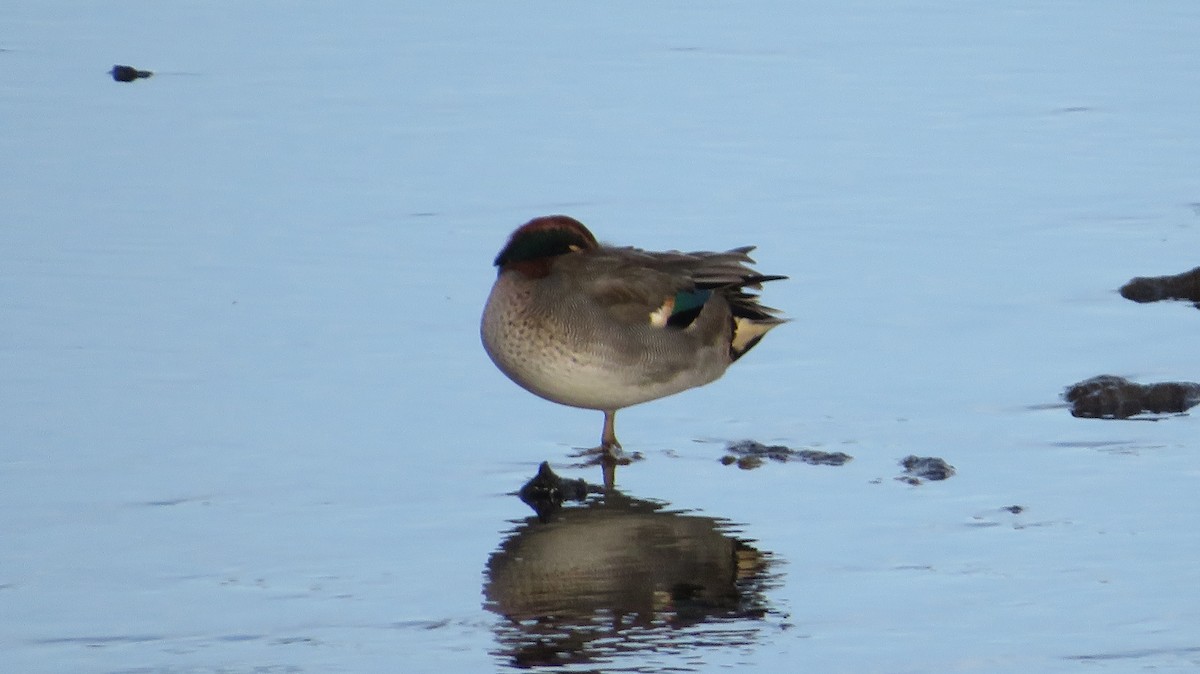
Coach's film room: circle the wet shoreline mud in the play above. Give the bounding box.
[1119,266,1200,307]
[1066,263,1199,420]
[719,440,853,470]
[518,462,597,521]
[1063,375,1200,419]
[109,64,153,82]
[897,455,956,484]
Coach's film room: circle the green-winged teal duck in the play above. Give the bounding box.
[482,215,786,455]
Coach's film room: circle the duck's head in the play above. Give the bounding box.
[494,215,599,275]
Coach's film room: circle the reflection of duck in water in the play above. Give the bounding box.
[484,466,777,669]
[481,215,786,485]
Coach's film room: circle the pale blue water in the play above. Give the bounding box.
[3,2,1200,672]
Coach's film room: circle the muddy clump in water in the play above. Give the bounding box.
[519,462,598,521]
[1119,266,1200,307]
[896,455,956,485]
[720,440,852,470]
[1063,375,1200,419]
[110,64,153,82]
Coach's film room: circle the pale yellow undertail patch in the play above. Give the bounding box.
[730,316,782,358]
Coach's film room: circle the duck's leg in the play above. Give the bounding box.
[570,411,635,490]
[599,410,631,492]
[571,411,622,458]
[601,410,621,451]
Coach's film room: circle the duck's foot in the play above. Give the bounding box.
[568,444,641,466]
[569,445,642,493]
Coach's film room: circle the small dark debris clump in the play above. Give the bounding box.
[518,462,592,522]
[110,64,153,82]
[1003,505,1025,514]
[1119,266,1200,307]
[897,455,956,484]
[721,440,852,470]
[1063,375,1200,419]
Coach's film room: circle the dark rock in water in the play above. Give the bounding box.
[737,455,764,470]
[518,462,592,521]
[1119,266,1200,306]
[1003,505,1024,514]
[795,448,854,466]
[899,455,956,482]
[1063,375,1200,419]
[721,440,852,469]
[110,64,153,82]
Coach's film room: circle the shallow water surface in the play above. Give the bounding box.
[3,1,1200,673]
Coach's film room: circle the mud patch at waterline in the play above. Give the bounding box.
[895,455,956,485]
[1119,266,1200,307]
[1063,375,1200,419]
[719,440,853,470]
[110,64,153,82]
[518,461,600,521]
